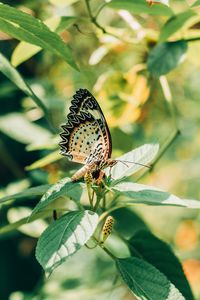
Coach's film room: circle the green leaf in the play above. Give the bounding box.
[0,113,52,144]
[105,143,159,181]
[25,150,61,170]
[89,46,109,65]
[49,0,80,6]
[55,16,76,32]
[151,0,169,5]
[111,208,148,239]
[147,40,188,77]
[112,182,200,208]
[0,184,51,204]
[108,0,173,16]
[116,257,185,300]
[11,16,76,67]
[0,53,48,115]
[192,0,200,7]
[11,42,42,67]
[31,178,86,217]
[26,136,59,151]
[11,16,60,67]
[36,210,98,274]
[159,10,196,42]
[129,231,194,300]
[0,207,51,235]
[7,207,47,238]
[0,2,78,70]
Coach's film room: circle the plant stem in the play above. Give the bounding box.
[135,129,180,182]
[76,201,85,211]
[86,184,93,209]
[101,244,116,260]
[85,0,106,33]
[150,128,181,170]
[95,2,107,19]
[93,193,102,212]
[102,193,106,209]
[84,1,138,43]
[92,236,116,260]
[135,77,181,181]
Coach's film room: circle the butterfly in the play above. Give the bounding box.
[59,88,116,182]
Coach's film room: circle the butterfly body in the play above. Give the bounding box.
[71,161,96,182]
[59,89,114,181]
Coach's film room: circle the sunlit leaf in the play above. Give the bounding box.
[159,10,196,42]
[146,0,169,5]
[26,136,59,151]
[11,16,60,67]
[116,257,185,299]
[0,184,51,204]
[112,182,200,208]
[147,41,188,77]
[0,113,52,144]
[31,178,86,217]
[7,207,47,238]
[129,230,194,300]
[36,210,98,274]
[12,16,76,67]
[0,179,30,199]
[89,46,109,65]
[192,0,200,7]
[108,0,173,16]
[0,213,50,235]
[56,16,76,32]
[25,150,60,170]
[0,2,78,70]
[105,143,159,181]
[49,0,79,6]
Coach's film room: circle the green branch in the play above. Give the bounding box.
[85,0,106,33]
[136,129,180,181]
[95,2,107,19]
[184,36,200,42]
[150,129,181,170]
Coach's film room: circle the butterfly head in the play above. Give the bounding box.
[97,159,117,170]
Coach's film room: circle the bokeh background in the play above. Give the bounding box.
[0,0,200,299]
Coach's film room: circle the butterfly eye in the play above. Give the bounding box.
[101,216,114,243]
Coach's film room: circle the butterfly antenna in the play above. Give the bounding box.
[115,159,151,169]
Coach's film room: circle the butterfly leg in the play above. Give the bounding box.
[108,166,115,181]
[107,159,117,181]
[96,170,105,185]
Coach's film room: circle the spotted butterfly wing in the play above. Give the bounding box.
[59,89,113,180]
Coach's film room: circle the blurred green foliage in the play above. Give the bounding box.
[0,0,200,299]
